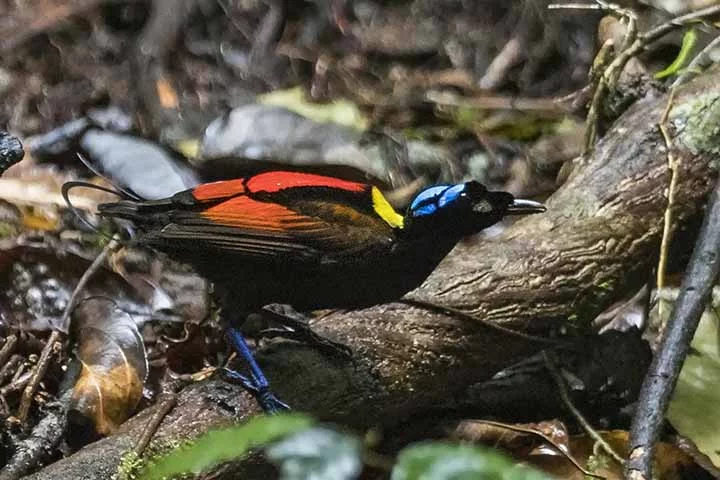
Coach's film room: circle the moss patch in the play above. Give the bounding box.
[672,92,720,159]
[116,439,189,480]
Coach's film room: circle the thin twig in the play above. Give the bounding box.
[582,4,639,154]
[1,371,32,396]
[618,13,638,55]
[0,355,22,385]
[16,331,61,423]
[656,89,678,323]
[65,237,121,331]
[17,236,120,422]
[133,374,182,457]
[543,351,625,465]
[468,420,606,479]
[425,90,571,113]
[0,335,17,367]
[134,392,177,456]
[626,177,720,479]
[548,0,633,15]
[401,298,559,345]
[582,32,616,153]
[548,3,602,10]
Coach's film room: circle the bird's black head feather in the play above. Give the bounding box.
[403,181,544,237]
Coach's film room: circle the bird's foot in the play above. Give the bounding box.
[259,306,352,359]
[221,367,290,414]
[224,327,290,413]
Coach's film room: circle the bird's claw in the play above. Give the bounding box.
[256,307,353,359]
[256,388,290,413]
[258,327,352,359]
[220,367,289,414]
[311,333,353,359]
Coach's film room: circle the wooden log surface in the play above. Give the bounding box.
[28,69,720,479]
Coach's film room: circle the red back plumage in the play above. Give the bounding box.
[246,171,366,194]
[190,171,367,203]
[191,179,247,201]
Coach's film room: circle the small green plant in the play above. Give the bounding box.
[392,442,552,480]
[654,28,697,79]
[137,414,313,480]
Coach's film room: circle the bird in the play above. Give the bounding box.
[95,170,546,412]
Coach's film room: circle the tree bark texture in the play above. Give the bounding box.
[28,70,720,479]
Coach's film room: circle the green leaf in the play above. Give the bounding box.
[266,427,362,480]
[655,28,697,79]
[138,413,314,480]
[669,310,720,466]
[258,87,369,131]
[391,442,553,480]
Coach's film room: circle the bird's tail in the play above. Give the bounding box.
[96,199,144,222]
[96,197,173,223]
[63,178,167,236]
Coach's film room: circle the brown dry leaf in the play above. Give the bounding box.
[459,422,716,479]
[68,297,147,438]
[534,430,717,479]
[0,156,115,228]
[455,421,717,479]
[454,419,570,454]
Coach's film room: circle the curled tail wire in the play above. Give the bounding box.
[62,153,142,231]
[61,181,138,243]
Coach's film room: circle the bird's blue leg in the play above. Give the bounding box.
[223,327,289,414]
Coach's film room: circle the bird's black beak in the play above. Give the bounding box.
[506,198,546,214]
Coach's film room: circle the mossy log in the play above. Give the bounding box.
[28,70,720,480]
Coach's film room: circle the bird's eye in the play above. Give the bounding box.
[472,200,493,213]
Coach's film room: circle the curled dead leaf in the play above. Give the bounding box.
[67,297,147,443]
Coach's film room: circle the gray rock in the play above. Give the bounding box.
[80,131,199,199]
[0,131,24,175]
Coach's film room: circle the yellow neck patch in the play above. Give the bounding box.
[371,187,404,229]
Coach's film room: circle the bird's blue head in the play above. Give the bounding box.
[404,181,545,236]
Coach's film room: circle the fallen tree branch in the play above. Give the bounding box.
[626,163,720,478]
[28,69,720,479]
